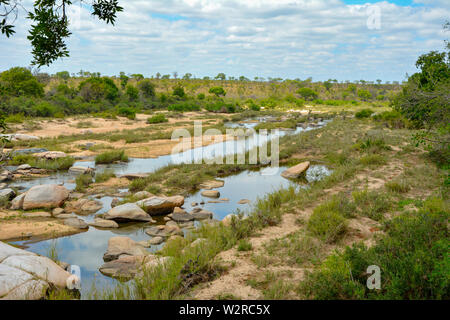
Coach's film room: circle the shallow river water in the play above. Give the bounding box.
[8,120,330,297]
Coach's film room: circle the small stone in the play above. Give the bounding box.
[191,202,198,207]
[17,164,32,171]
[201,190,220,198]
[89,218,119,229]
[238,199,251,205]
[63,217,89,229]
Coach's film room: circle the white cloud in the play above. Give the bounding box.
[0,0,448,81]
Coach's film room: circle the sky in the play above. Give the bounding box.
[1,0,449,82]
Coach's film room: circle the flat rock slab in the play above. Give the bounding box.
[103,237,150,262]
[34,151,67,160]
[191,210,214,220]
[0,242,70,300]
[201,190,220,198]
[22,212,52,218]
[89,218,119,229]
[68,166,95,174]
[199,180,225,190]
[171,212,194,222]
[281,161,310,179]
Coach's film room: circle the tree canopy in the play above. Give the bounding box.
[0,0,123,66]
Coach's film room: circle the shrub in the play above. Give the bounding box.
[126,85,139,101]
[137,80,156,98]
[357,89,372,101]
[172,86,186,98]
[75,174,93,192]
[78,77,119,102]
[301,199,449,299]
[237,239,253,252]
[117,105,136,120]
[352,189,391,221]
[355,108,374,119]
[147,114,168,124]
[95,170,116,183]
[0,67,44,97]
[385,180,411,193]
[95,150,129,164]
[197,93,205,100]
[168,102,200,112]
[307,209,347,243]
[209,87,226,97]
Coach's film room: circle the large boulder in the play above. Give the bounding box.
[136,196,185,215]
[22,184,70,210]
[104,203,154,222]
[103,237,149,262]
[10,193,26,210]
[0,242,71,300]
[281,161,310,179]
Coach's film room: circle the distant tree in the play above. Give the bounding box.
[0,0,123,66]
[56,71,70,81]
[215,73,226,81]
[209,86,226,97]
[376,79,382,85]
[323,80,333,91]
[172,72,178,79]
[78,77,119,102]
[131,74,144,81]
[0,67,44,97]
[155,72,161,80]
[182,73,192,80]
[119,72,129,89]
[161,74,170,80]
[239,76,249,82]
[137,79,155,98]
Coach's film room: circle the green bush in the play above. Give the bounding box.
[355,109,374,119]
[75,174,93,192]
[95,170,116,183]
[209,87,226,97]
[147,114,168,124]
[117,105,136,120]
[95,150,129,164]
[307,209,347,243]
[168,101,200,112]
[301,198,449,299]
[0,67,44,97]
[297,87,318,101]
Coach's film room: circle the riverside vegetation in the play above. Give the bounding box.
[0,48,448,300]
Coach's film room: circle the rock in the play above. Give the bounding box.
[111,198,119,208]
[136,196,185,215]
[52,208,65,216]
[201,190,220,198]
[34,151,67,160]
[165,220,178,227]
[192,210,214,220]
[68,192,84,200]
[238,199,251,205]
[63,218,89,229]
[8,194,25,210]
[89,218,119,229]
[145,225,183,238]
[173,207,186,214]
[0,134,39,142]
[104,203,154,223]
[65,198,103,215]
[281,161,310,179]
[192,207,203,213]
[199,180,225,190]
[0,183,6,190]
[191,202,198,207]
[134,191,153,200]
[220,198,230,202]
[23,212,52,218]
[0,188,15,201]
[222,214,238,227]
[0,242,71,300]
[68,166,95,174]
[22,184,70,210]
[55,213,77,219]
[100,255,170,280]
[0,170,13,182]
[103,237,149,262]
[171,212,194,222]
[16,164,32,171]
[149,236,165,245]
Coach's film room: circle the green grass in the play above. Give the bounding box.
[147,114,168,124]
[307,209,347,243]
[385,180,411,193]
[9,154,75,171]
[75,174,93,192]
[95,150,129,164]
[237,239,253,252]
[95,170,116,183]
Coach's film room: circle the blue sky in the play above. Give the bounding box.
[1,0,449,82]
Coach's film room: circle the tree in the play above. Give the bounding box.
[357,89,372,101]
[119,72,129,89]
[78,77,119,102]
[297,87,318,101]
[393,49,449,165]
[56,71,70,81]
[131,74,144,81]
[126,84,139,101]
[137,79,155,98]
[172,86,185,98]
[0,0,123,66]
[182,73,192,80]
[215,73,226,81]
[209,86,226,97]
[323,80,333,91]
[0,67,44,97]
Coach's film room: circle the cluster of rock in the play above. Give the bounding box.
[99,237,172,280]
[0,242,76,300]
